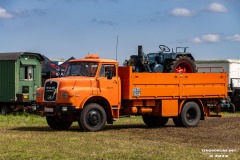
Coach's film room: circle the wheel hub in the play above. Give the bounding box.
[186,108,197,122]
[175,61,193,73]
[87,110,101,126]
[175,66,186,73]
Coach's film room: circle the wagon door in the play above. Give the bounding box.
[19,59,41,102]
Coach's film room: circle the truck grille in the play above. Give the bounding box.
[44,81,58,101]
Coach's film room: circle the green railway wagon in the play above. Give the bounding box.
[0,52,43,114]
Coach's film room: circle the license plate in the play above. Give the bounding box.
[44,107,53,112]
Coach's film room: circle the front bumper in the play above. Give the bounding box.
[44,105,76,116]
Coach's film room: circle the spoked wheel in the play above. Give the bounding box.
[79,103,107,132]
[166,56,196,73]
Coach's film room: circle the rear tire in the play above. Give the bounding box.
[166,56,196,73]
[79,103,107,132]
[181,102,201,127]
[46,116,72,130]
[142,115,169,127]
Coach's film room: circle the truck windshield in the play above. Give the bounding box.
[64,62,98,77]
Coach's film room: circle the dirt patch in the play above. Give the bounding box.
[105,116,240,150]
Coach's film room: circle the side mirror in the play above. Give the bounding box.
[107,69,113,79]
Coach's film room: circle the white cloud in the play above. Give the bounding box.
[226,34,240,42]
[191,34,240,43]
[190,37,202,43]
[0,7,13,19]
[190,34,221,43]
[201,34,220,42]
[171,8,194,17]
[191,37,203,43]
[208,2,228,13]
[170,3,228,17]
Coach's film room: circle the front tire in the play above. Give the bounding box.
[79,103,107,132]
[181,102,201,127]
[142,115,169,127]
[46,116,72,130]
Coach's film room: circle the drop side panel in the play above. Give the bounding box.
[118,66,228,100]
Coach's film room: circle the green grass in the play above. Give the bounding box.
[0,112,239,160]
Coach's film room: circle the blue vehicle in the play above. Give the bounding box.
[124,45,196,73]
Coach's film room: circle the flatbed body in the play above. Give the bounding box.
[119,66,227,100]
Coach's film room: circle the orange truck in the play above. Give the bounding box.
[36,54,228,132]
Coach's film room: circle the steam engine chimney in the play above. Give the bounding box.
[138,45,143,59]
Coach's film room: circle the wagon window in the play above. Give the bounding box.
[20,66,34,80]
[25,66,33,80]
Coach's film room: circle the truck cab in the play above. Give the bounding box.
[36,54,120,131]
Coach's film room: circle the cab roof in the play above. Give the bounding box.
[69,54,118,64]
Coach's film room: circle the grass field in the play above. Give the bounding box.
[0,112,239,160]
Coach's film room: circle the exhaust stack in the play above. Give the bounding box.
[138,45,143,60]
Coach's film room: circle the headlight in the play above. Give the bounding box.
[61,93,68,98]
[62,106,68,112]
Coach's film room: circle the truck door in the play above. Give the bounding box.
[97,64,119,106]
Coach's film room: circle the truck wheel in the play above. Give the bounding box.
[79,103,107,132]
[166,56,196,73]
[1,105,10,115]
[172,116,184,127]
[46,116,72,130]
[142,115,169,127]
[181,102,201,127]
[229,103,236,113]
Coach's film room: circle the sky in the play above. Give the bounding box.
[0,0,240,64]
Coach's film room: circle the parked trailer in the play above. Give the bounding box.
[36,54,228,131]
[196,59,240,83]
[196,59,240,111]
[0,52,44,114]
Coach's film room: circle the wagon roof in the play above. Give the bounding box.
[0,52,44,61]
